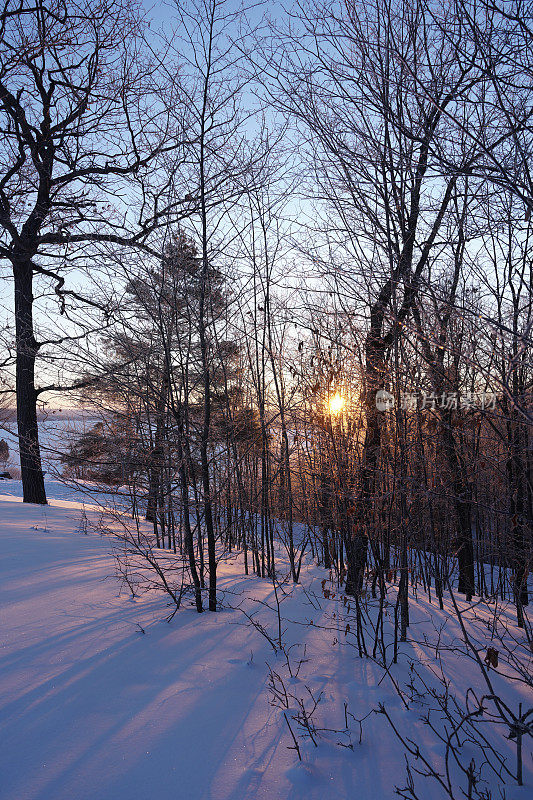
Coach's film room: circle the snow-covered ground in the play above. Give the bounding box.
[1,483,531,800]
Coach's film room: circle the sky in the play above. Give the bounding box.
[0,0,304,410]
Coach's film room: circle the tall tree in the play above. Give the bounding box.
[0,0,191,502]
[266,0,493,594]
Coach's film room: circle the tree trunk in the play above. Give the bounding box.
[177,427,202,612]
[198,233,217,611]
[440,416,475,599]
[345,527,368,596]
[13,260,47,504]
[345,335,384,596]
[506,411,529,622]
[146,378,167,533]
[318,470,332,570]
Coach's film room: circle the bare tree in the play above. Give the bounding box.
[263,0,496,595]
[0,0,193,503]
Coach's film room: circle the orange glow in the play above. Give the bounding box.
[327,392,346,416]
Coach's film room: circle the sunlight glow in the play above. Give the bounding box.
[327,392,346,416]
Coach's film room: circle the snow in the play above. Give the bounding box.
[0,484,531,800]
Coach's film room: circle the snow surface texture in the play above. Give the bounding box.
[0,484,531,800]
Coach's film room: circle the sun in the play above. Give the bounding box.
[327,391,346,416]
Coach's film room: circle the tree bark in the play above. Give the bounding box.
[345,333,384,596]
[13,260,47,504]
[176,422,203,613]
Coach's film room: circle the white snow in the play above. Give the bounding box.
[0,485,531,800]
